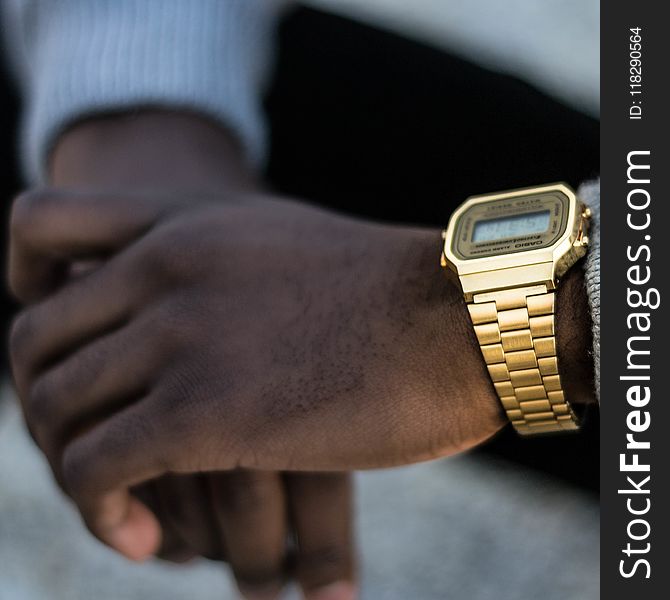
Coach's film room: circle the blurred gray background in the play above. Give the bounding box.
[307,0,599,116]
[0,2,599,600]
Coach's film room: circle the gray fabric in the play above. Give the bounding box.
[578,180,600,400]
[1,0,285,181]
[0,384,598,600]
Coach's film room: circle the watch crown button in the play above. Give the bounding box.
[441,230,448,240]
[581,235,589,246]
[582,207,592,218]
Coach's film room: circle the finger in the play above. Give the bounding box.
[284,473,356,600]
[210,471,288,599]
[133,481,197,564]
[9,252,144,392]
[61,393,175,498]
[59,395,175,560]
[9,188,170,302]
[23,318,165,459]
[154,474,223,561]
[78,487,163,562]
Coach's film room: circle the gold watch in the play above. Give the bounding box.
[441,183,591,435]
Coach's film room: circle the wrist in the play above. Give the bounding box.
[383,227,507,455]
[396,227,595,454]
[49,110,257,191]
[555,262,596,405]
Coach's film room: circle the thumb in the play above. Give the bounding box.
[80,489,162,562]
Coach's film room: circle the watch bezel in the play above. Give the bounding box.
[442,182,588,287]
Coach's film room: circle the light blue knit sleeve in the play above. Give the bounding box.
[578,179,600,401]
[2,0,285,183]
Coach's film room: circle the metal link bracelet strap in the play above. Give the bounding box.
[467,284,579,435]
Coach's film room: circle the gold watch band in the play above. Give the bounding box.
[467,284,579,435]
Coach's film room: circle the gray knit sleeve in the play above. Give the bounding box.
[577,180,600,401]
[2,0,285,183]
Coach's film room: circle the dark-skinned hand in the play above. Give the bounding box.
[7,186,502,587]
[10,113,357,600]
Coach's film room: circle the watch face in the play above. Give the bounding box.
[452,190,569,260]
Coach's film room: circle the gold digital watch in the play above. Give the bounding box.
[441,183,590,435]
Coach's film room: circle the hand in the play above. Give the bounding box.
[9,189,505,469]
[141,470,354,600]
[8,189,505,548]
[14,112,357,600]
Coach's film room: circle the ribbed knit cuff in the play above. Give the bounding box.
[5,0,282,183]
[578,179,601,401]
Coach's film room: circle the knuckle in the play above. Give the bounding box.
[139,226,200,286]
[153,380,205,453]
[157,370,240,471]
[131,236,167,284]
[164,244,196,280]
[138,236,180,282]
[10,189,57,243]
[298,542,353,580]
[153,397,185,442]
[63,411,162,500]
[71,339,108,387]
[26,374,60,428]
[61,443,93,498]
[148,301,191,355]
[9,312,34,369]
[62,428,119,499]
